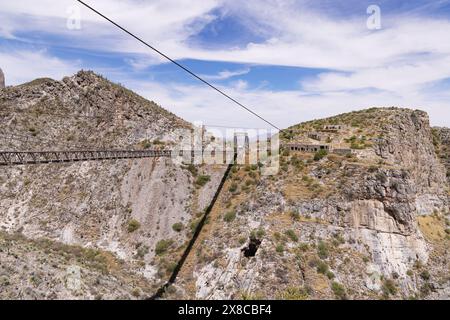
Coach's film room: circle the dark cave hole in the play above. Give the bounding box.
[242,238,262,258]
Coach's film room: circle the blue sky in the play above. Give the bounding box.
[1,0,450,129]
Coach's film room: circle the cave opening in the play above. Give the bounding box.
[242,238,262,258]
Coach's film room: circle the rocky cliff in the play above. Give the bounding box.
[0,68,4,89]
[0,71,226,299]
[172,108,449,300]
[1,73,448,300]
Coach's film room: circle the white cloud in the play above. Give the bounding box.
[1,0,450,127]
[201,68,250,80]
[0,49,80,86]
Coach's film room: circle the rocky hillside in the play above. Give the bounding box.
[171,108,449,300]
[0,71,226,299]
[0,71,189,150]
[433,127,450,185]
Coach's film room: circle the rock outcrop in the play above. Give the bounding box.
[0,68,4,89]
[173,108,449,300]
[0,71,226,299]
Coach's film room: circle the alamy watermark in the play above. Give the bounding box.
[66,265,81,291]
[367,5,381,30]
[67,5,82,30]
[170,123,280,175]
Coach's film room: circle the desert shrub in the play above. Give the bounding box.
[420,270,431,281]
[382,279,397,297]
[140,139,152,149]
[290,210,300,221]
[316,261,329,274]
[314,149,328,161]
[172,222,184,232]
[250,228,265,239]
[229,183,238,193]
[195,175,210,187]
[155,239,173,255]
[127,219,141,233]
[190,218,201,232]
[331,282,347,300]
[276,244,284,253]
[223,211,236,223]
[317,241,329,259]
[285,229,298,242]
[276,287,309,300]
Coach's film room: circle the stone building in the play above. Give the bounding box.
[323,124,344,130]
[286,143,330,153]
[332,148,353,155]
[308,132,322,141]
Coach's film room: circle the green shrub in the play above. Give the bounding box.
[276,244,284,253]
[172,222,184,232]
[155,239,173,255]
[223,211,236,223]
[229,183,238,193]
[190,218,201,232]
[331,282,347,300]
[140,139,152,149]
[285,229,298,242]
[420,270,430,281]
[317,241,329,259]
[290,210,300,221]
[251,228,265,239]
[314,149,328,161]
[195,175,210,187]
[326,271,335,279]
[276,287,309,300]
[382,279,397,297]
[316,261,329,274]
[127,219,141,233]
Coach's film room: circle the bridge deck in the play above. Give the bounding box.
[0,150,172,166]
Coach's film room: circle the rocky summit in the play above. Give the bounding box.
[0,71,449,300]
[0,68,5,89]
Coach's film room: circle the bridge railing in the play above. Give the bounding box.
[0,150,172,166]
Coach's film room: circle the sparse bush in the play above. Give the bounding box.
[285,229,298,242]
[172,222,184,232]
[290,210,300,221]
[140,139,152,149]
[223,211,236,223]
[317,241,329,259]
[331,282,347,300]
[155,239,173,255]
[276,287,309,300]
[251,228,265,239]
[382,279,397,297]
[314,149,328,161]
[420,270,431,281]
[127,219,141,233]
[276,244,284,253]
[195,175,210,187]
[229,183,238,193]
[316,261,329,274]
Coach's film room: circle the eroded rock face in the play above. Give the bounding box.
[0,70,226,298]
[174,108,449,300]
[433,127,450,185]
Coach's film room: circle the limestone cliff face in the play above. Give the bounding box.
[174,108,449,300]
[0,71,225,299]
[433,127,450,185]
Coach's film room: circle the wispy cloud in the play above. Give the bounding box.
[200,68,250,80]
[1,0,450,127]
